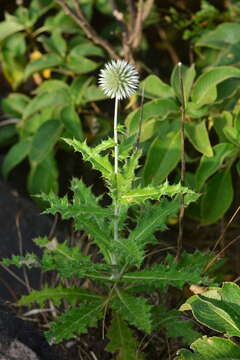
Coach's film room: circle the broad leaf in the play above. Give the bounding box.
[0,16,24,42]
[192,66,240,105]
[195,143,237,190]
[60,105,84,141]
[125,98,178,135]
[176,336,240,360]
[29,120,63,165]
[141,74,173,99]
[24,53,63,79]
[171,63,196,102]
[2,138,32,178]
[200,169,233,225]
[185,121,213,157]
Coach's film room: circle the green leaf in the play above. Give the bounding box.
[106,314,142,360]
[201,169,233,225]
[171,63,196,102]
[141,74,173,99]
[2,138,32,178]
[0,125,17,146]
[23,89,71,119]
[181,294,240,337]
[33,79,70,95]
[60,105,84,141]
[70,43,105,57]
[19,285,103,307]
[2,93,30,117]
[195,143,237,190]
[66,53,99,74]
[119,182,197,205]
[27,154,59,195]
[155,307,200,345]
[195,23,240,49]
[125,98,178,135]
[111,291,152,333]
[0,16,24,42]
[143,130,181,185]
[29,120,62,165]
[192,66,240,106]
[116,199,179,266]
[63,138,114,184]
[46,302,104,343]
[24,53,63,79]
[123,264,205,290]
[185,121,213,157]
[176,336,240,360]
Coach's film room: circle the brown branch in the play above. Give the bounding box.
[142,0,154,21]
[157,27,180,65]
[55,0,119,60]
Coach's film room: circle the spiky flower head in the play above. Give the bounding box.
[99,60,139,100]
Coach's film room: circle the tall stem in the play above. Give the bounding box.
[112,97,119,266]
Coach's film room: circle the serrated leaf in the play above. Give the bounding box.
[106,314,142,360]
[192,66,240,106]
[116,199,179,266]
[143,130,181,185]
[47,302,104,343]
[119,182,195,205]
[19,286,103,307]
[63,138,114,183]
[185,121,213,157]
[2,138,32,178]
[123,264,205,290]
[111,291,152,333]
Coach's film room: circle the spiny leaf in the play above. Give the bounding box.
[119,182,197,205]
[18,286,104,307]
[123,264,206,290]
[111,290,152,333]
[106,313,142,360]
[63,138,114,183]
[47,302,104,343]
[115,199,179,267]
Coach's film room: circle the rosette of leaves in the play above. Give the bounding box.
[2,129,212,357]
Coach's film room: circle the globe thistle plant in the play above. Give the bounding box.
[99,60,139,269]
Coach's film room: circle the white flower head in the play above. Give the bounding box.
[99,60,139,100]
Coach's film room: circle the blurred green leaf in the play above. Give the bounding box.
[60,105,84,141]
[143,130,181,185]
[29,120,63,165]
[2,138,32,178]
[201,169,233,225]
[185,121,213,157]
[24,53,62,79]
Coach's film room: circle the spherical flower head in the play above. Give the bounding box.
[99,60,139,100]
